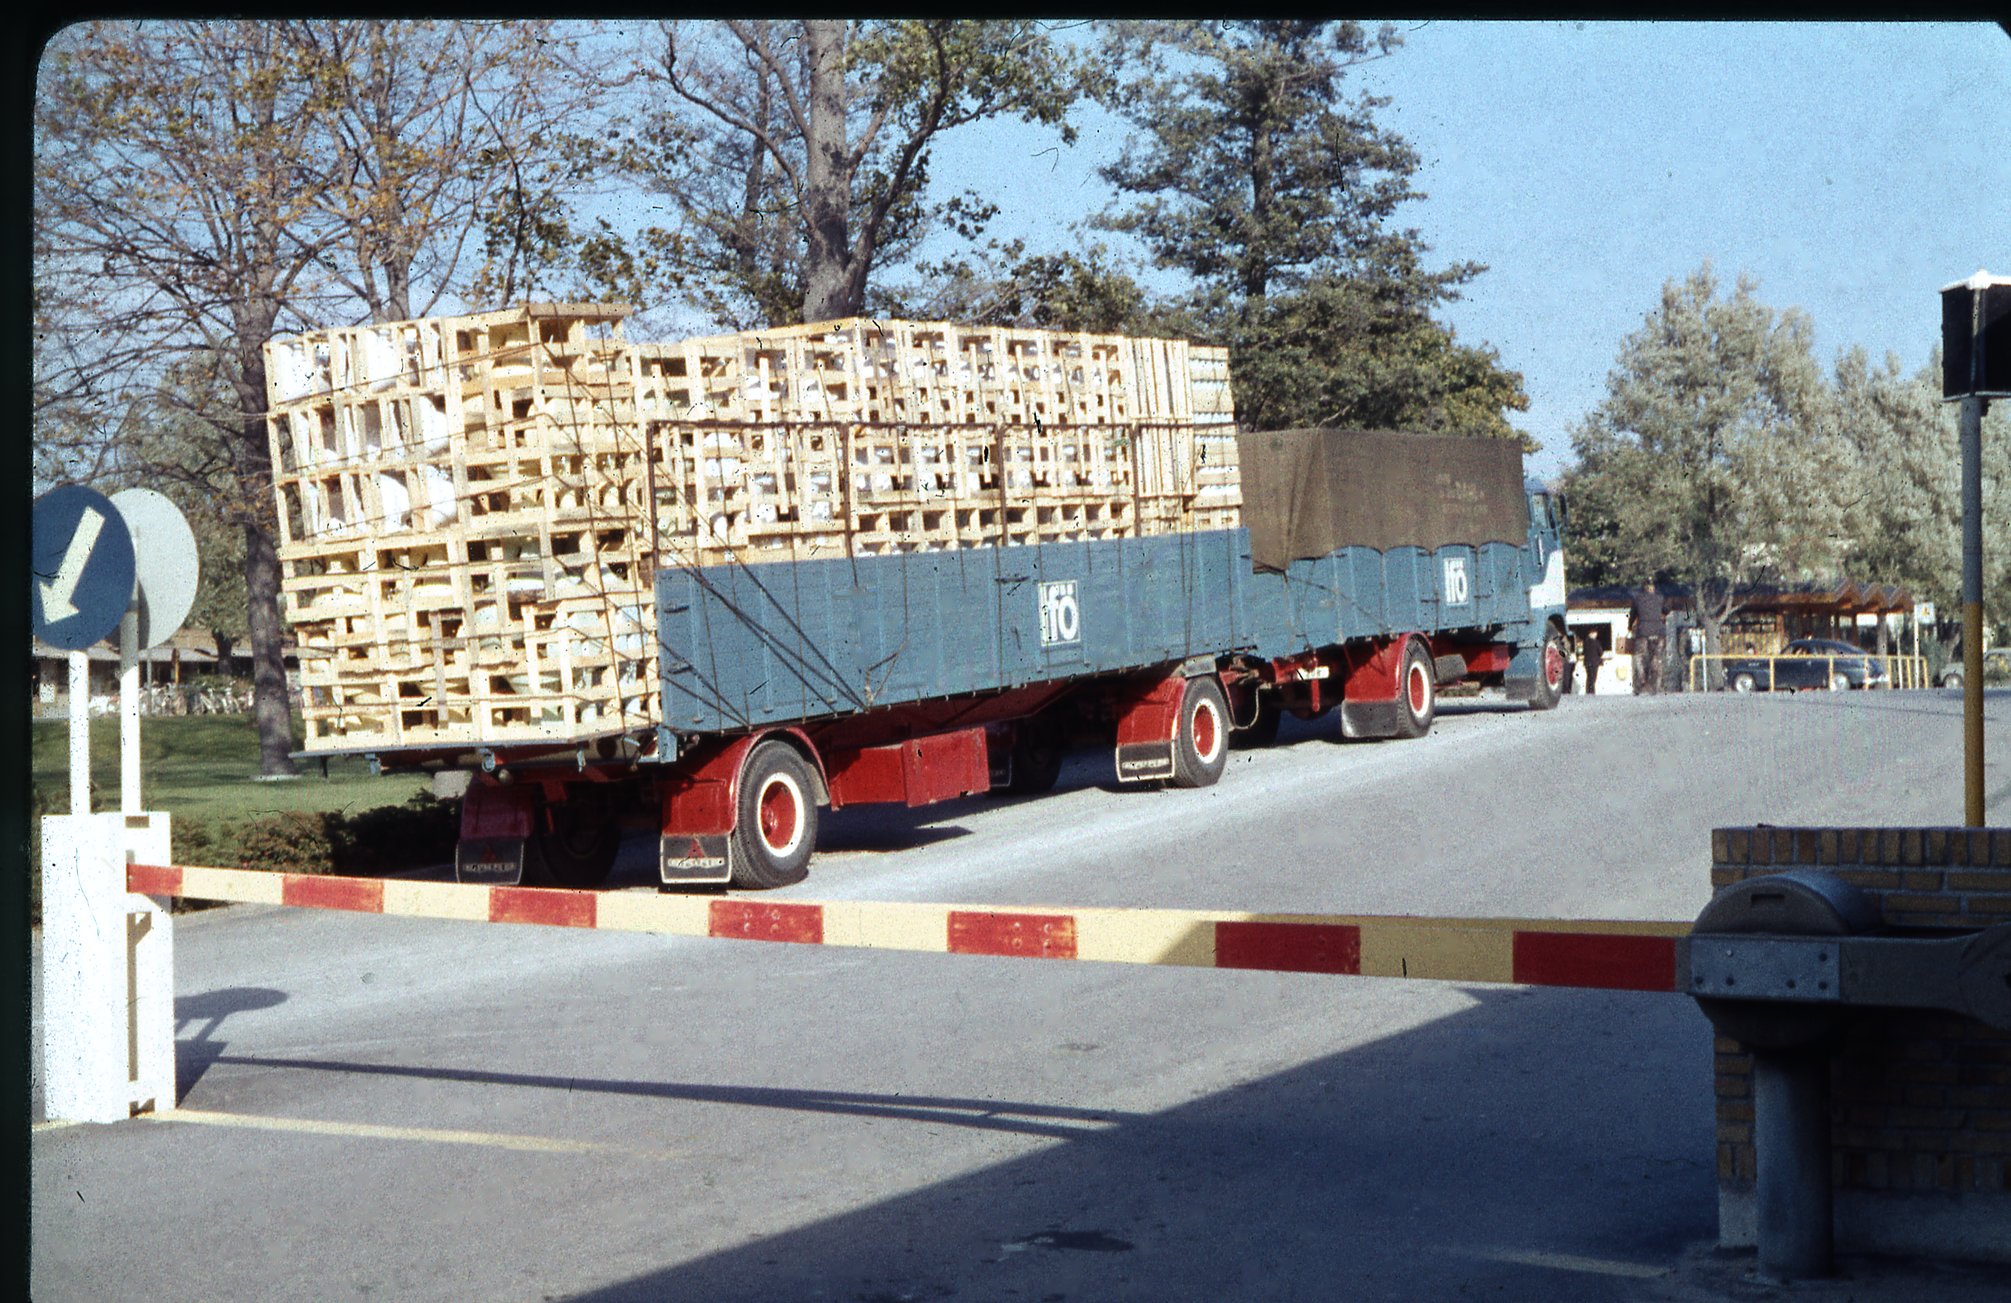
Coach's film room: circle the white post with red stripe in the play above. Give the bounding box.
[40,811,175,1123]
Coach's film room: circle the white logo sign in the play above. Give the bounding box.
[1442,556,1470,606]
[1039,580,1080,646]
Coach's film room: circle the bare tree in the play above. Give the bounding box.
[291,19,624,322]
[634,19,1104,326]
[37,21,348,774]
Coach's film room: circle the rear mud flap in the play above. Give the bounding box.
[1115,741,1175,783]
[456,836,526,886]
[1340,700,1403,740]
[660,833,732,886]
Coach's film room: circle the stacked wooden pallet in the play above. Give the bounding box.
[264,304,1241,753]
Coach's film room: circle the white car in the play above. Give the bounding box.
[1939,648,2011,690]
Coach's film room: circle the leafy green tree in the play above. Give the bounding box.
[1832,347,2011,650]
[1563,264,1848,667]
[1094,20,1527,437]
[890,239,1167,335]
[627,19,1107,327]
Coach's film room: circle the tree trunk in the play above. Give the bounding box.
[243,521,297,773]
[233,335,298,776]
[800,19,855,323]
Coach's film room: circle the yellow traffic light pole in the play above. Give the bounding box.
[1961,390,1985,826]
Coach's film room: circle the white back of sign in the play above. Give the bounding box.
[110,489,200,649]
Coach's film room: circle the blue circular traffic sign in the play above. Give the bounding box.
[32,485,137,651]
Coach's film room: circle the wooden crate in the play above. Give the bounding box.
[266,305,1243,755]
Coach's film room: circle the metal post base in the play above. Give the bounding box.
[1753,1049,1833,1279]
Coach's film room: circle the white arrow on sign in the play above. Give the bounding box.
[39,506,106,622]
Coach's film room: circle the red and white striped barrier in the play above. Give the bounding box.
[127,862,1690,993]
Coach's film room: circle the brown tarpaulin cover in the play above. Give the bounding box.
[1236,429,1529,571]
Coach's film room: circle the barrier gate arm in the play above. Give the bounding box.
[91,857,2011,1286]
[127,862,1691,990]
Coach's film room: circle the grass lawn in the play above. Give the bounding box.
[30,713,428,823]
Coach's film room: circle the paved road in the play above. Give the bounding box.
[30,690,2011,1302]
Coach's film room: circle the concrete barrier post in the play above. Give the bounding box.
[1753,1050,1834,1278]
[40,811,175,1123]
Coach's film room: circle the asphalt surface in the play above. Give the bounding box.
[29,689,2011,1302]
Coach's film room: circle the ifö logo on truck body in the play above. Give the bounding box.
[1442,556,1470,606]
[1039,581,1081,646]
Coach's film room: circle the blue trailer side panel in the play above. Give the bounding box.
[657,528,1550,738]
[1239,539,1535,660]
[657,531,1251,734]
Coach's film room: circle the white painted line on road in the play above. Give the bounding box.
[149,1107,627,1155]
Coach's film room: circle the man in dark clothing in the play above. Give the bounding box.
[1630,580,1665,695]
[1582,628,1605,694]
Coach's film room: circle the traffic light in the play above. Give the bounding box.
[1942,272,2011,399]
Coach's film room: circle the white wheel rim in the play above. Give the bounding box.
[1407,660,1432,717]
[754,772,807,858]
[1190,696,1224,764]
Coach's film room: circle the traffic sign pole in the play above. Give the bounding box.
[69,650,89,816]
[121,609,141,814]
[1961,393,1986,826]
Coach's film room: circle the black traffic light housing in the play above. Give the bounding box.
[1942,272,2011,399]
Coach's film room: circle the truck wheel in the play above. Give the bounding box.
[1170,675,1230,788]
[730,741,817,889]
[1394,640,1436,739]
[529,795,622,888]
[1528,628,1566,711]
[1005,714,1067,794]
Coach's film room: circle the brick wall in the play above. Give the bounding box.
[1711,826,2011,1261]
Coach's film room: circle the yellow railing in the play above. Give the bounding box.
[1686,653,1931,692]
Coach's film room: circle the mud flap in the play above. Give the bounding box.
[660,833,732,885]
[1339,700,1403,740]
[1115,740,1175,783]
[456,837,526,885]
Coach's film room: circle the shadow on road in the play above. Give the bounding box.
[173,986,288,1101]
[203,1052,1134,1141]
[527,983,1719,1302]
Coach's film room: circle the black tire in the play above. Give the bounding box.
[528,794,622,888]
[1169,675,1230,788]
[1394,639,1436,739]
[1528,627,1566,711]
[1005,714,1067,794]
[1232,693,1282,749]
[1732,671,1757,694]
[729,741,818,890]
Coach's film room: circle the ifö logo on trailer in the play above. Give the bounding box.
[1442,556,1470,606]
[1040,581,1081,646]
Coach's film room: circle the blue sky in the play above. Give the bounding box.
[921,21,2011,481]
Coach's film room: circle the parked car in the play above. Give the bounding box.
[1722,638,1890,692]
[1938,647,2011,690]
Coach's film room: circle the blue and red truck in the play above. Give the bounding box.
[444,426,1568,890]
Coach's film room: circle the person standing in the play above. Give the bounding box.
[1630,580,1665,695]
[1583,627,1605,694]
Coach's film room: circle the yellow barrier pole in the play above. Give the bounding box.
[1960,393,1986,824]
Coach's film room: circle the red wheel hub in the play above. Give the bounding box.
[758,778,798,852]
[1193,700,1218,760]
[1544,640,1565,687]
